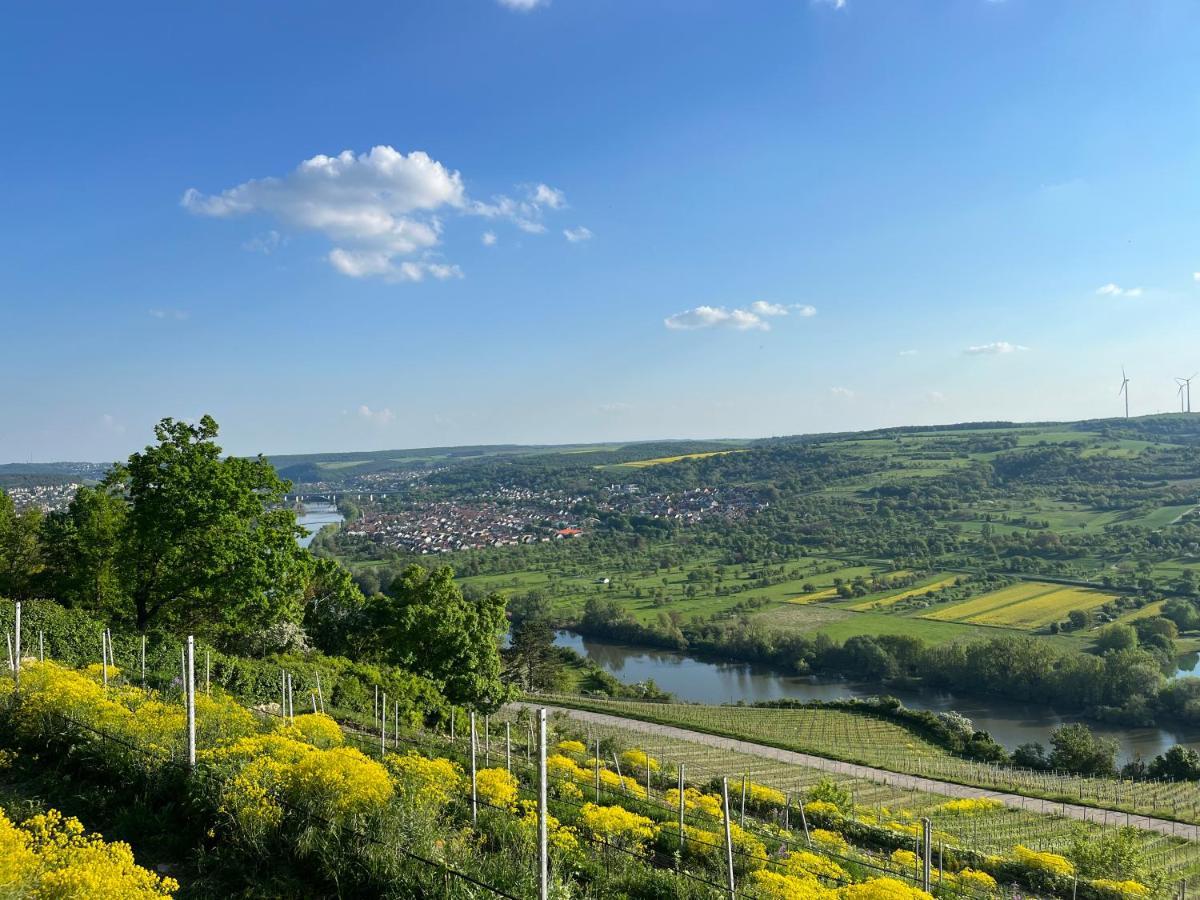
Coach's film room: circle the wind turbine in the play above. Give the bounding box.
[1178,374,1197,414]
[1118,367,1130,418]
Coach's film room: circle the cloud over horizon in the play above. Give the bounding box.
[1096,283,1143,298]
[964,341,1029,355]
[183,146,566,282]
[664,301,816,332]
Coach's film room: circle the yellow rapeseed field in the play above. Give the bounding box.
[848,575,959,611]
[921,581,1116,628]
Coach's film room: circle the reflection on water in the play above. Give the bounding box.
[297,503,344,548]
[555,631,1200,764]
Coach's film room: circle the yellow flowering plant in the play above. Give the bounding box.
[386,751,463,809]
[0,808,178,899]
[1013,844,1074,877]
[475,767,519,811]
[578,802,657,851]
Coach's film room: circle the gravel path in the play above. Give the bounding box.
[518,702,1200,842]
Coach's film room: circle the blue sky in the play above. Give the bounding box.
[4,0,1200,462]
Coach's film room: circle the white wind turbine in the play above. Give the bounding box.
[1118,367,1130,418]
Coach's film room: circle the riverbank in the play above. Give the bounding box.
[554,630,1200,763]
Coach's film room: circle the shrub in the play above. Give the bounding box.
[749,869,836,898]
[956,869,997,889]
[619,748,660,773]
[810,829,848,853]
[289,712,343,748]
[664,787,724,820]
[935,797,1003,815]
[1090,879,1150,898]
[781,849,848,882]
[555,739,586,756]
[1013,845,1074,877]
[838,877,933,899]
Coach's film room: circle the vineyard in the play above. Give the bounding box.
[0,641,1180,898]
[535,695,1200,829]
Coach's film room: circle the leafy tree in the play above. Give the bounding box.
[1162,598,1200,633]
[1048,723,1118,777]
[1067,826,1147,881]
[0,492,44,600]
[1094,623,1137,653]
[369,564,508,711]
[504,595,564,692]
[40,485,126,612]
[1012,742,1048,770]
[302,557,368,657]
[1148,744,1200,781]
[105,416,309,638]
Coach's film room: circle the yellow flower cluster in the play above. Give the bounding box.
[954,869,998,890]
[681,821,767,869]
[598,766,647,799]
[935,797,1003,815]
[889,849,919,872]
[1090,879,1150,899]
[515,801,579,853]
[0,808,178,899]
[803,800,843,819]
[664,786,724,820]
[810,829,847,853]
[579,802,657,850]
[555,739,586,756]
[475,767,519,811]
[386,751,464,808]
[201,733,393,838]
[1012,844,1074,877]
[782,849,848,882]
[287,712,344,748]
[619,748,660,773]
[749,872,935,900]
[746,781,786,807]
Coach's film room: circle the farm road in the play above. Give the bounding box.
[514,702,1200,842]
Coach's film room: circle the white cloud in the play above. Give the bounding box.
[1096,283,1143,298]
[498,0,548,10]
[531,183,566,209]
[830,386,855,399]
[899,349,919,357]
[1193,272,1200,282]
[813,0,847,8]
[599,402,632,414]
[242,229,283,254]
[482,231,497,246]
[357,404,395,425]
[664,301,817,332]
[148,308,188,320]
[665,305,768,331]
[564,226,593,243]
[964,341,1029,355]
[184,145,568,282]
[928,391,945,403]
[100,414,125,434]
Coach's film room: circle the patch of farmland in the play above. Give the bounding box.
[922,582,1118,629]
[616,449,746,468]
[847,574,959,611]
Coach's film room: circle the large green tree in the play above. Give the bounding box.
[0,491,44,600]
[369,564,508,710]
[40,484,126,612]
[87,416,309,639]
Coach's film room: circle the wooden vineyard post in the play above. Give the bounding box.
[280,669,287,717]
[4,631,11,673]
[450,709,455,743]
[594,738,601,802]
[644,749,651,799]
[506,722,512,773]
[721,777,736,900]
[485,714,491,766]
[205,649,210,696]
[185,636,196,768]
[538,708,548,900]
[469,712,478,827]
[315,671,324,713]
[102,629,109,687]
[740,774,747,826]
[394,701,400,750]
[311,690,318,714]
[287,673,294,720]
[139,634,145,684]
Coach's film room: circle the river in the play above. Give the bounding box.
[296,502,344,548]
[554,631,1200,764]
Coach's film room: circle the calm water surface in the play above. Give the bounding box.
[297,503,344,548]
[554,631,1200,764]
